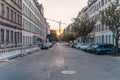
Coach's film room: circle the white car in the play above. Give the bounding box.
[75,43,84,49]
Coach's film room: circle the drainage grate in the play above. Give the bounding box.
[61,70,76,74]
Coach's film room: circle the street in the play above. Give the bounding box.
[0,43,120,80]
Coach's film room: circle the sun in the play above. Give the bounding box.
[57,31,60,35]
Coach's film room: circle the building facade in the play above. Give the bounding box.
[44,22,50,42]
[65,24,73,35]
[77,0,120,45]
[0,0,22,48]
[0,0,49,60]
[88,0,116,44]
[22,0,46,48]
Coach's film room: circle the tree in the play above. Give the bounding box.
[49,30,58,42]
[62,32,78,42]
[71,16,96,43]
[101,4,120,55]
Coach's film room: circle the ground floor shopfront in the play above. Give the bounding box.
[0,25,40,60]
[0,24,22,48]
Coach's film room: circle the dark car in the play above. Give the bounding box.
[41,43,49,49]
[93,44,116,55]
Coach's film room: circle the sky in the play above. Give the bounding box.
[38,0,87,33]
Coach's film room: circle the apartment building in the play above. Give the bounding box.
[65,24,73,35]
[0,0,22,48]
[88,0,114,44]
[44,22,50,42]
[75,6,95,42]
[22,0,46,48]
[0,0,49,60]
[77,0,120,44]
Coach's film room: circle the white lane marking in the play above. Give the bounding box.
[58,44,65,67]
[47,70,51,80]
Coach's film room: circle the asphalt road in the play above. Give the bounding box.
[0,43,120,80]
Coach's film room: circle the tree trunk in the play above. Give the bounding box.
[83,36,86,43]
[115,38,119,55]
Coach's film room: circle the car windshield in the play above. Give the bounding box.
[43,43,48,46]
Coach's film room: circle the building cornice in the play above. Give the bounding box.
[0,16,22,30]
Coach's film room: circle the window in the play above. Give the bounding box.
[20,33,22,43]
[105,24,107,30]
[102,35,104,43]
[105,0,107,4]
[109,35,111,44]
[18,0,19,6]
[16,0,19,5]
[19,16,22,25]
[99,2,101,8]
[10,10,13,21]
[101,0,104,6]
[11,31,13,43]
[106,35,107,43]
[17,14,19,24]
[1,29,4,43]
[18,32,19,43]
[6,7,9,19]
[1,3,4,17]
[6,30,9,43]
[15,32,19,46]
[14,12,16,22]
[102,24,104,31]
[20,16,22,24]
[97,4,99,10]
[20,0,22,7]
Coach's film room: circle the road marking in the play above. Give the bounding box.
[58,44,65,67]
[47,70,51,80]
[58,43,76,75]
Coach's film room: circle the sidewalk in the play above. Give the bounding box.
[0,46,39,61]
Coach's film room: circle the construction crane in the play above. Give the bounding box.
[46,18,66,34]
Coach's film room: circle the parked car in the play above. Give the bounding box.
[80,43,94,51]
[41,43,49,49]
[73,43,78,48]
[69,43,73,47]
[75,43,84,49]
[93,44,116,55]
[87,43,97,53]
[47,43,53,47]
[69,42,77,48]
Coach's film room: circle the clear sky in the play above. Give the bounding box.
[38,0,87,32]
